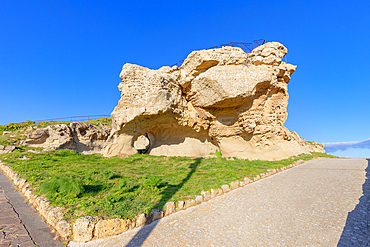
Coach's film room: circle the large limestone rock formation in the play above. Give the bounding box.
[104,42,324,160]
[25,122,110,154]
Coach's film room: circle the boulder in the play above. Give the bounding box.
[104,42,325,160]
[133,135,150,153]
[25,122,110,153]
[4,146,16,153]
[249,42,288,66]
[2,131,12,136]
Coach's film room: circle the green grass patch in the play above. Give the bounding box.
[0,149,335,222]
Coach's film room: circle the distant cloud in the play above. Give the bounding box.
[324,138,370,153]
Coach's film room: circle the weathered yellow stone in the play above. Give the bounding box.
[73,216,97,242]
[94,218,129,239]
[104,42,324,160]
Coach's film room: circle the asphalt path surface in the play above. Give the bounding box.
[69,158,369,247]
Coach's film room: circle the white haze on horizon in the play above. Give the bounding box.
[323,138,370,158]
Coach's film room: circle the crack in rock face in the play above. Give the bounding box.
[100,42,325,160]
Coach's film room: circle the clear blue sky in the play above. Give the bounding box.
[1,1,369,157]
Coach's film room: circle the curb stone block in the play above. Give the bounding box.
[201,191,211,201]
[34,197,42,209]
[21,185,30,194]
[18,179,27,189]
[195,195,203,205]
[218,188,224,195]
[56,220,72,239]
[230,181,239,190]
[39,199,50,217]
[72,216,97,242]
[28,195,38,205]
[210,189,218,198]
[164,202,175,216]
[135,213,147,227]
[126,219,135,230]
[46,207,64,228]
[184,199,196,209]
[94,218,128,238]
[244,177,252,184]
[177,201,185,211]
[239,180,246,187]
[221,184,230,193]
[151,209,164,220]
[13,177,20,186]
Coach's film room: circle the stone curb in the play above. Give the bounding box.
[0,158,316,243]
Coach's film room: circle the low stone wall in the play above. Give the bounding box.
[0,159,308,243]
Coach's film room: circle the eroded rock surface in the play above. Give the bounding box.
[104,42,324,160]
[25,122,110,153]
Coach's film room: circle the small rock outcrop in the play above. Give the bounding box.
[0,145,16,154]
[104,42,324,160]
[25,122,110,153]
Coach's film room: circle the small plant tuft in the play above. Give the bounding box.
[99,168,119,179]
[142,176,162,192]
[40,177,85,199]
[210,150,222,158]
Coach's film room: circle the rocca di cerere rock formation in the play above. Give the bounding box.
[104,42,324,160]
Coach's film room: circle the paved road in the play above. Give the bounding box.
[0,170,65,247]
[69,158,369,247]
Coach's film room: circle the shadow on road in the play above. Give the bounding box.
[125,158,201,247]
[337,159,369,246]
